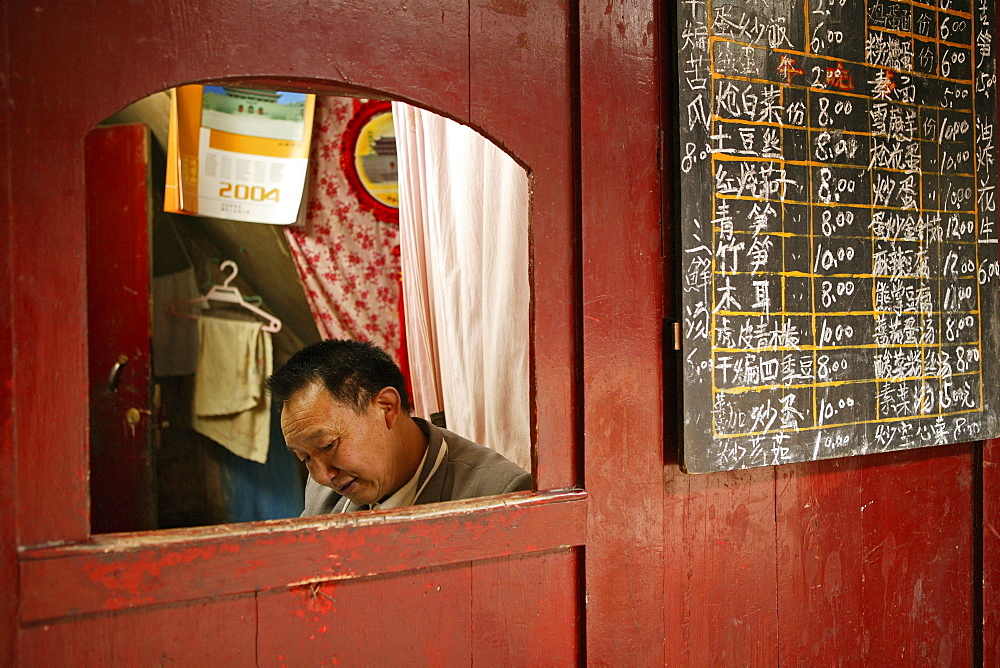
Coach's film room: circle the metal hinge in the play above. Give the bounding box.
[665,320,681,352]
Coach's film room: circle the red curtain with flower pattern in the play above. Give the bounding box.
[284,97,402,359]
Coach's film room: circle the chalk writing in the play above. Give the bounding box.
[678,0,1000,472]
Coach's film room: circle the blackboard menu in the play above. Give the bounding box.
[678,0,1000,472]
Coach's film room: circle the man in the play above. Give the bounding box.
[267,339,531,515]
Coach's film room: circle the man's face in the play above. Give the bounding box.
[281,383,406,506]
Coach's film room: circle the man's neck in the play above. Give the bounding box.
[382,413,429,503]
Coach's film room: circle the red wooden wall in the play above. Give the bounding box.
[580,1,665,662]
[654,2,999,666]
[986,439,1000,664]
[0,4,17,666]
[1,0,998,665]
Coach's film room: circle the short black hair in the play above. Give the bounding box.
[266,339,411,414]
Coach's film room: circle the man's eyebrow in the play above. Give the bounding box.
[285,429,342,451]
[286,425,332,446]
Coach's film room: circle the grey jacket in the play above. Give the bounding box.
[301,418,531,516]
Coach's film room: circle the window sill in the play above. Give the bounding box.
[19,489,587,623]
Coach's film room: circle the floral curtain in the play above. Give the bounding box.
[284,97,402,358]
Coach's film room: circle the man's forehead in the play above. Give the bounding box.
[282,386,355,428]
[287,382,351,410]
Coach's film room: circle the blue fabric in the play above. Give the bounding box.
[219,402,305,522]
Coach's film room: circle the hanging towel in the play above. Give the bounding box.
[192,315,273,463]
[152,267,205,376]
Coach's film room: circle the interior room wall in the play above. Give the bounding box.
[100,95,321,528]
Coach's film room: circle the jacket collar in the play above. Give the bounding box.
[413,417,447,504]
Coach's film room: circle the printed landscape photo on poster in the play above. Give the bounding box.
[165,84,316,225]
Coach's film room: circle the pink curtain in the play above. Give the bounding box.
[285,97,402,359]
[392,102,531,471]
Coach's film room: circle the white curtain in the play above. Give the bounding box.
[393,102,531,472]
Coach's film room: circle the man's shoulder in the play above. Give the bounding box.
[433,425,532,496]
[436,425,517,467]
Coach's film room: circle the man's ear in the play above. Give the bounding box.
[373,387,402,429]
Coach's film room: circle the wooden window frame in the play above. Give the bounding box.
[16,69,585,620]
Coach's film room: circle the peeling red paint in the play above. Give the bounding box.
[69,543,243,609]
[235,559,266,575]
[298,582,338,615]
[486,0,527,17]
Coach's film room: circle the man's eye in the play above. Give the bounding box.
[323,440,338,452]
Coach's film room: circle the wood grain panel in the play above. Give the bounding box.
[470,0,578,490]
[19,595,256,665]
[579,0,665,661]
[7,0,254,547]
[257,563,472,666]
[20,491,586,623]
[471,548,581,664]
[8,45,89,544]
[0,3,17,660]
[663,466,778,666]
[775,458,863,662]
[861,444,974,665]
[250,0,469,120]
[984,438,999,664]
[85,125,155,535]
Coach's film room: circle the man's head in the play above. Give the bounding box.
[266,339,411,415]
[267,340,423,506]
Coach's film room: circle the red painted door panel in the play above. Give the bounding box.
[20,595,256,665]
[85,124,155,534]
[255,549,580,666]
[257,564,475,666]
[470,549,581,665]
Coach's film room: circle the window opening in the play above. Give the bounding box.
[87,86,531,533]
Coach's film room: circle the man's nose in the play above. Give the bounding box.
[310,457,339,487]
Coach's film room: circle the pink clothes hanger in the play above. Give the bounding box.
[167,260,282,333]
